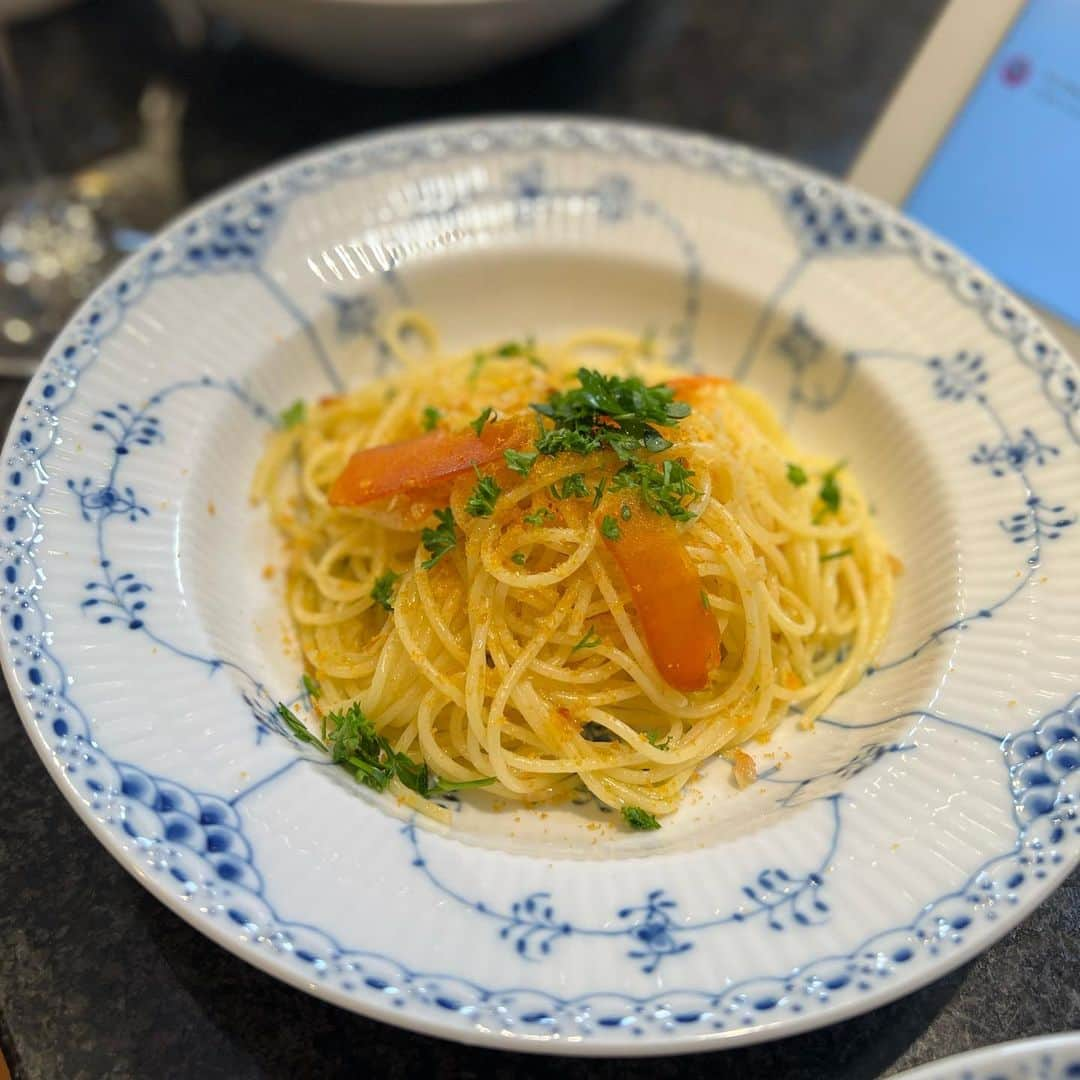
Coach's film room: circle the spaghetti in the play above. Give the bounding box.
[253,312,896,824]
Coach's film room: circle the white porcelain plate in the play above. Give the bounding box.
[2,119,1077,1055]
[894,1033,1080,1080]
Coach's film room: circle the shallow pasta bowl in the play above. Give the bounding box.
[2,118,1077,1054]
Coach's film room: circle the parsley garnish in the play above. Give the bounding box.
[600,515,621,541]
[786,463,808,487]
[524,506,553,526]
[551,473,590,500]
[302,673,321,699]
[323,702,495,797]
[510,551,526,566]
[371,569,401,611]
[592,477,608,510]
[610,457,698,522]
[469,406,495,436]
[645,729,672,750]
[279,400,306,430]
[819,473,841,514]
[571,627,602,653]
[820,547,853,562]
[532,368,690,460]
[421,405,443,432]
[622,806,661,831]
[620,503,632,521]
[276,702,321,746]
[700,589,710,611]
[465,473,501,517]
[504,448,538,475]
[581,720,616,743]
[421,508,457,569]
[494,341,526,357]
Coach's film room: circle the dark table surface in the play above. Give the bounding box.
[1,1,1077,1077]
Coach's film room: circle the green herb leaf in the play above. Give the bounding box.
[571,626,602,653]
[284,699,495,800]
[279,400,306,430]
[524,506,553,526]
[592,477,608,510]
[276,702,325,748]
[600,515,621,541]
[427,775,498,795]
[494,341,525,357]
[503,448,538,475]
[370,569,401,611]
[421,508,457,569]
[421,405,443,432]
[645,729,672,750]
[469,406,496,436]
[610,457,698,522]
[786,463,808,487]
[531,368,691,462]
[620,503,632,521]
[302,673,321,699]
[700,589,711,611]
[551,473,590,500]
[820,547,853,562]
[510,551,526,566]
[622,806,661,831]
[465,473,502,517]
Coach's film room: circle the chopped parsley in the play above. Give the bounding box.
[302,673,321,699]
[469,406,496,436]
[581,720,616,743]
[465,472,501,517]
[551,473,590,500]
[279,399,306,430]
[622,806,661,831]
[494,340,526,357]
[620,503,632,521]
[819,471,841,514]
[370,569,401,611]
[610,457,698,522]
[645,729,672,750]
[510,551,527,566]
[571,626,602,653]
[421,508,457,569]
[317,702,495,797]
[786,462,808,487]
[524,506,553,526]
[503,448,538,475]
[276,702,320,745]
[700,589,711,611]
[591,477,608,510]
[600,514,621,541]
[532,368,690,460]
[820,547,853,562]
[421,405,443,432]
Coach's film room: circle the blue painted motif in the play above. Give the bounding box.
[1,122,1078,1042]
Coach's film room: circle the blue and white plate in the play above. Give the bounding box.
[2,119,1077,1054]
[895,1033,1080,1080]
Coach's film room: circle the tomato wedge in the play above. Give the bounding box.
[328,417,532,507]
[601,506,721,692]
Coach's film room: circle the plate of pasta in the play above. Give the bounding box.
[2,118,1077,1054]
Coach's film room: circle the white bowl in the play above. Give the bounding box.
[201,0,625,84]
[3,118,1078,1054]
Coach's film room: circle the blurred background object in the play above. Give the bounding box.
[197,0,626,85]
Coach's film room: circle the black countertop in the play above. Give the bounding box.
[0,2,1077,1077]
